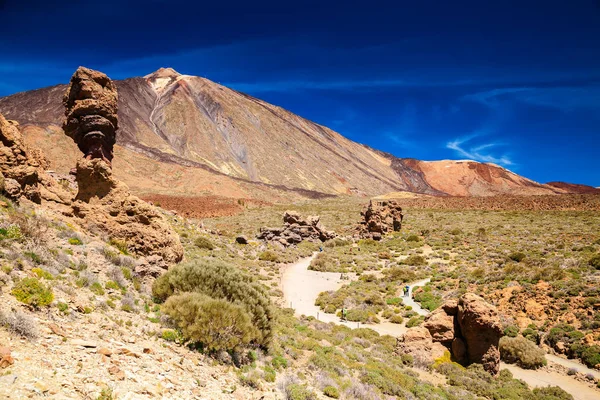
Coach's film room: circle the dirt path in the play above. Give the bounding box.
[280,253,600,399]
[281,254,430,337]
[502,363,600,400]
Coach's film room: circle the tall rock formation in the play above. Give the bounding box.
[63,67,117,166]
[63,67,183,264]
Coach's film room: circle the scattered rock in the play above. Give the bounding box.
[423,308,455,344]
[108,365,125,380]
[356,199,403,239]
[396,327,447,365]
[257,211,335,246]
[0,346,14,369]
[235,235,248,245]
[71,339,97,348]
[48,323,67,337]
[97,348,112,356]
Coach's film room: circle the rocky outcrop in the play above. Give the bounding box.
[0,113,71,206]
[357,199,403,240]
[396,327,447,366]
[63,67,183,264]
[63,67,117,167]
[257,211,335,247]
[423,294,502,374]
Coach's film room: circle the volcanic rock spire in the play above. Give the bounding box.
[63,67,118,166]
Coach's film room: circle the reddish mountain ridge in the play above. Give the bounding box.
[0,67,578,200]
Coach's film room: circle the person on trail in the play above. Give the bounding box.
[319,246,323,252]
[342,308,347,321]
[404,285,410,297]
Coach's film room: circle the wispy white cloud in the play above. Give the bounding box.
[446,134,513,166]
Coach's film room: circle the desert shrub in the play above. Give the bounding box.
[401,255,426,266]
[0,225,22,240]
[589,254,600,269]
[258,250,278,262]
[406,234,420,242]
[503,325,519,337]
[508,252,526,262]
[108,238,129,254]
[386,297,403,306]
[413,286,442,311]
[57,302,68,312]
[11,277,53,307]
[323,385,340,398]
[449,228,462,235]
[194,237,214,250]
[161,329,179,342]
[531,386,574,399]
[163,293,256,352]
[499,336,546,369]
[406,316,424,328]
[389,315,403,324]
[383,267,416,282]
[32,267,53,280]
[272,355,288,370]
[152,258,274,347]
[263,366,277,382]
[283,384,317,400]
[580,345,600,368]
[68,237,82,245]
[0,309,38,339]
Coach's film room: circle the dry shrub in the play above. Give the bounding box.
[499,336,546,369]
[0,309,38,339]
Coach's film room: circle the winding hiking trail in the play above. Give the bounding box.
[280,253,600,399]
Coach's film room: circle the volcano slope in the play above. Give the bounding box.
[0,67,581,204]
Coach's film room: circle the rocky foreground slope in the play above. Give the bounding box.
[0,68,587,200]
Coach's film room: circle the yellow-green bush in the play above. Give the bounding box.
[163,292,256,352]
[11,277,54,307]
[152,258,274,348]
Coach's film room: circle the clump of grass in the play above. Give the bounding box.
[499,336,547,369]
[194,237,214,250]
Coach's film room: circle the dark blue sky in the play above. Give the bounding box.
[1,0,598,186]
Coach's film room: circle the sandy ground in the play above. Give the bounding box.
[502,363,600,400]
[280,254,600,399]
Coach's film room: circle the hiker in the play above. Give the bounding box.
[342,308,347,321]
[404,285,410,297]
[319,246,323,252]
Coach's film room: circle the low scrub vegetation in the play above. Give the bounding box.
[499,336,547,369]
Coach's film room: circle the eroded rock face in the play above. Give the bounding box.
[395,327,447,366]
[257,210,336,247]
[63,67,117,166]
[357,199,403,240]
[422,293,502,375]
[63,67,183,264]
[0,113,71,206]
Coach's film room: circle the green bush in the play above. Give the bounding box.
[108,238,129,254]
[68,237,82,245]
[401,255,426,266]
[11,277,54,307]
[499,336,547,369]
[589,254,600,269]
[389,315,404,324]
[194,237,214,250]
[272,355,288,370]
[32,267,53,280]
[162,292,256,352]
[580,345,600,368]
[532,386,574,400]
[406,234,420,242]
[152,258,274,348]
[161,329,179,342]
[406,316,424,328]
[503,325,519,337]
[284,384,317,400]
[258,250,278,262]
[323,385,340,398]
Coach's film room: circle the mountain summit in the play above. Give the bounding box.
[0,68,587,200]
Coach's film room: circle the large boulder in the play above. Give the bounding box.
[423,293,502,375]
[423,308,455,344]
[396,327,447,366]
[457,293,502,375]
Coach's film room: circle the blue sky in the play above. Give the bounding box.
[0,0,598,186]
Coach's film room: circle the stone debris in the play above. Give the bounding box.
[257,211,335,246]
[0,346,14,369]
[356,199,403,240]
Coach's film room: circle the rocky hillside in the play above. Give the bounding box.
[0,68,577,199]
